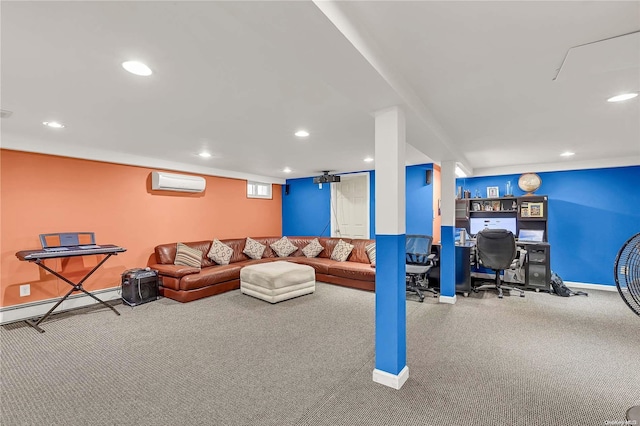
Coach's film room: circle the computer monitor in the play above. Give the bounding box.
[469,216,517,236]
[518,229,545,242]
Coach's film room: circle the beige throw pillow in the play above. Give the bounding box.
[243,237,266,260]
[365,242,376,266]
[174,243,202,269]
[302,238,324,258]
[270,236,297,257]
[207,239,234,265]
[331,239,354,262]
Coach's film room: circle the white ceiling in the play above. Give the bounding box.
[2,1,639,184]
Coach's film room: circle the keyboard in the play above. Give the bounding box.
[17,245,126,261]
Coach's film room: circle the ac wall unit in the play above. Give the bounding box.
[151,171,206,193]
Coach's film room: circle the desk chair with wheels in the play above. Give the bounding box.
[406,235,438,302]
[473,229,525,299]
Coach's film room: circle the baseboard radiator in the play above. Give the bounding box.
[0,287,121,325]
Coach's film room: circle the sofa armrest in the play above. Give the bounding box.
[150,264,200,278]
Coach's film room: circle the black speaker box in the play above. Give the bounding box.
[121,268,159,306]
[285,184,290,195]
[426,170,432,185]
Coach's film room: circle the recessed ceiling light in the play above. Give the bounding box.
[294,130,309,138]
[607,93,638,102]
[198,152,212,158]
[364,157,374,162]
[560,151,575,157]
[283,167,292,173]
[42,121,65,128]
[122,61,152,76]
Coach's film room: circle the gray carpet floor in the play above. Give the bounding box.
[1,283,638,426]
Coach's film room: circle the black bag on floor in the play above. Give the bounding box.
[550,271,588,297]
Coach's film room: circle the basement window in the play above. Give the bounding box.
[247,181,272,199]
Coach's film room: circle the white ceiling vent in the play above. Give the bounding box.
[151,171,206,193]
[1,110,13,118]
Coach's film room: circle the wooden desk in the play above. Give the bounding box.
[431,241,551,294]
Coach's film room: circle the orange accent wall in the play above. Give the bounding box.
[432,165,442,243]
[0,150,282,308]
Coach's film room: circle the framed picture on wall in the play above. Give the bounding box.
[529,202,544,217]
[487,186,499,198]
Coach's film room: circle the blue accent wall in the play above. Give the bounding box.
[282,164,434,239]
[457,165,640,286]
[406,165,435,235]
[282,177,331,237]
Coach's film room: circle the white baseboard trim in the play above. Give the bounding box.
[471,273,617,292]
[439,294,457,304]
[0,287,121,325]
[372,365,409,390]
[564,281,617,292]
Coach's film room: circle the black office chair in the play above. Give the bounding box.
[406,235,438,302]
[473,229,525,299]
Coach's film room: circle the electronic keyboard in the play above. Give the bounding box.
[17,245,126,261]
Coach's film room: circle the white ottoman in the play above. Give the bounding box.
[240,261,315,303]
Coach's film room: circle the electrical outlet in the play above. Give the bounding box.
[19,284,30,297]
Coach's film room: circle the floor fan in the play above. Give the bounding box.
[614,232,640,422]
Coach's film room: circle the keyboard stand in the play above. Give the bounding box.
[19,252,122,333]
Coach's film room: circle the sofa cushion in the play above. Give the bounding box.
[151,263,200,279]
[302,238,323,258]
[286,257,335,275]
[156,240,214,267]
[243,237,266,260]
[328,261,375,282]
[365,242,376,266]
[316,238,351,259]
[248,237,280,258]
[283,237,315,257]
[270,236,298,257]
[331,239,354,262]
[349,239,375,264]
[174,243,203,269]
[208,239,234,265]
[180,264,243,291]
[219,238,251,264]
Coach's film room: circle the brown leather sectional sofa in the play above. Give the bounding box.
[150,237,375,303]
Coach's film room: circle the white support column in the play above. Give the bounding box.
[372,106,408,390]
[439,160,457,304]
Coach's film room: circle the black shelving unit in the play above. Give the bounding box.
[457,194,551,292]
[455,195,548,241]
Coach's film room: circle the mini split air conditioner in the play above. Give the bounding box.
[151,171,206,193]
